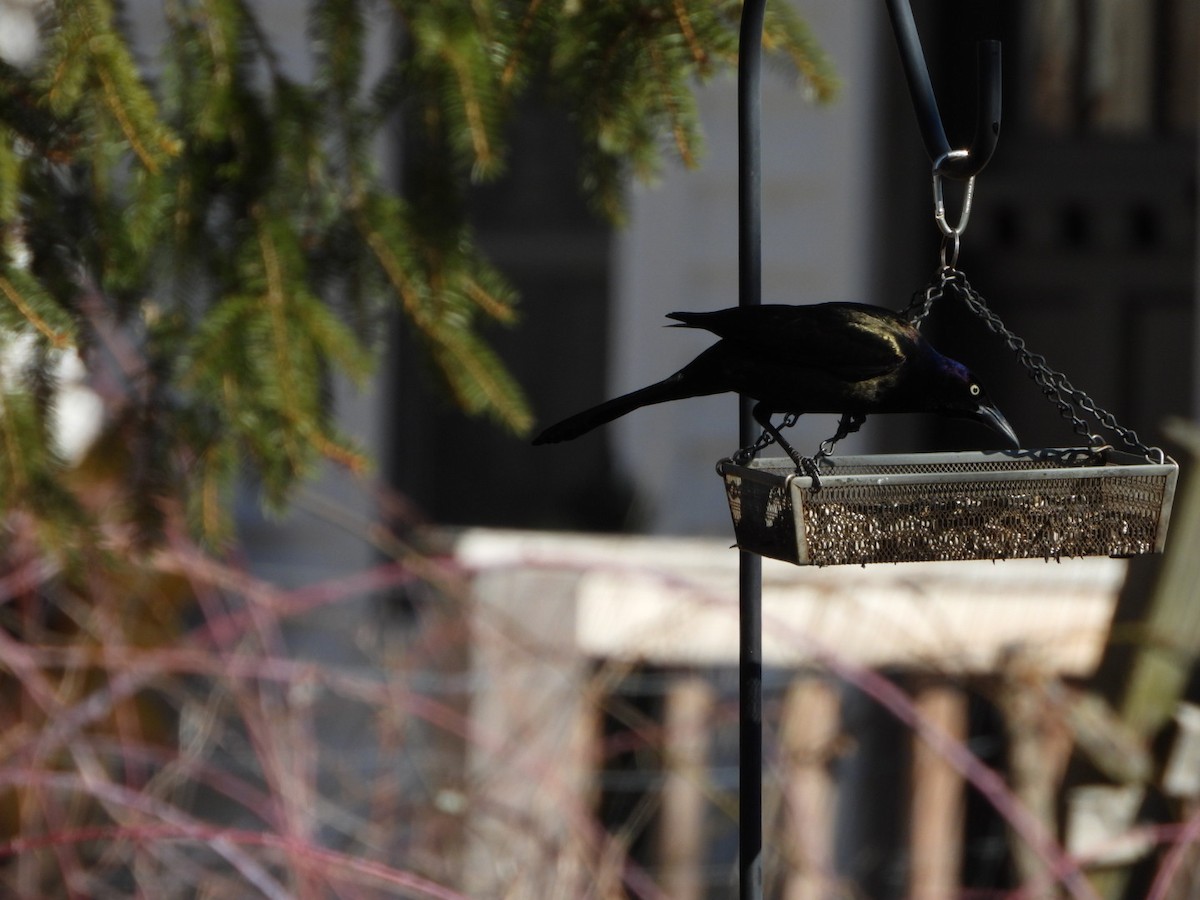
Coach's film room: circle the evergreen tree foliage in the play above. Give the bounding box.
[0,0,835,544]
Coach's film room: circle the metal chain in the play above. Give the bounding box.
[718,412,801,471]
[905,266,1165,464]
[903,274,943,327]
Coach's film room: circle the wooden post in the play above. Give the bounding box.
[908,683,968,900]
[1000,651,1076,899]
[779,677,841,900]
[659,677,716,900]
[463,566,601,898]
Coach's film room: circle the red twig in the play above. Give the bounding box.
[1148,812,1200,899]
[0,821,467,899]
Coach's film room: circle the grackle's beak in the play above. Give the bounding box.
[972,401,1020,449]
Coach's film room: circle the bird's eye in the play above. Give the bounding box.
[969,383,982,397]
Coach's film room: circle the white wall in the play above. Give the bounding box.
[610,2,884,535]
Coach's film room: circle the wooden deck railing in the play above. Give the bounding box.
[453,530,1125,897]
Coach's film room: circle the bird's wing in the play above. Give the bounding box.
[667,303,909,381]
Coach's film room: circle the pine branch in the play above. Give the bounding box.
[429,326,533,434]
[403,5,510,181]
[764,3,840,103]
[46,0,181,173]
[0,270,72,349]
[352,189,530,431]
[0,0,833,542]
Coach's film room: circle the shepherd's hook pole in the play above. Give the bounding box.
[883,0,1002,179]
[737,1,766,898]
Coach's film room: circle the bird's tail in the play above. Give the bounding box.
[532,372,693,444]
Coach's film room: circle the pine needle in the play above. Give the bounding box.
[0,276,70,349]
[672,0,710,70]
[500,0,545,90]
[648,41,699,169]
[444,45,495,176]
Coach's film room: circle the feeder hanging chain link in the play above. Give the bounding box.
[719,413,801,471]
[906,267,1166,464]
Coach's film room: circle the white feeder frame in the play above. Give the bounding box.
[719,448,1178,567]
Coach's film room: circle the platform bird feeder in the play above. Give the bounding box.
[720,447,1178,567]
[713,269,1182,569]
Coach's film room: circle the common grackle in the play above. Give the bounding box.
[532,302,1019,467]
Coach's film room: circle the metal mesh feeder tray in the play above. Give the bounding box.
[719,448,1178,567]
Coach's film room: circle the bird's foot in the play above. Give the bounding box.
[766,437,824,490]
[799,413,867,486]
[796,454,824,491]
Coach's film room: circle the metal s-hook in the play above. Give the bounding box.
[884,0,1002,180]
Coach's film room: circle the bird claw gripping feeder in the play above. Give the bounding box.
[719,1,1178,567]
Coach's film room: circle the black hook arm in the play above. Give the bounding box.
[884,0,1001,179]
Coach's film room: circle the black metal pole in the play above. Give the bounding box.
[883,0,951,163]
[882,0,1001,179]
[725,9,999,899]
[737,2,765,898]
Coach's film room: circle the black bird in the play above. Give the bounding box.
[532,302,1019,466]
